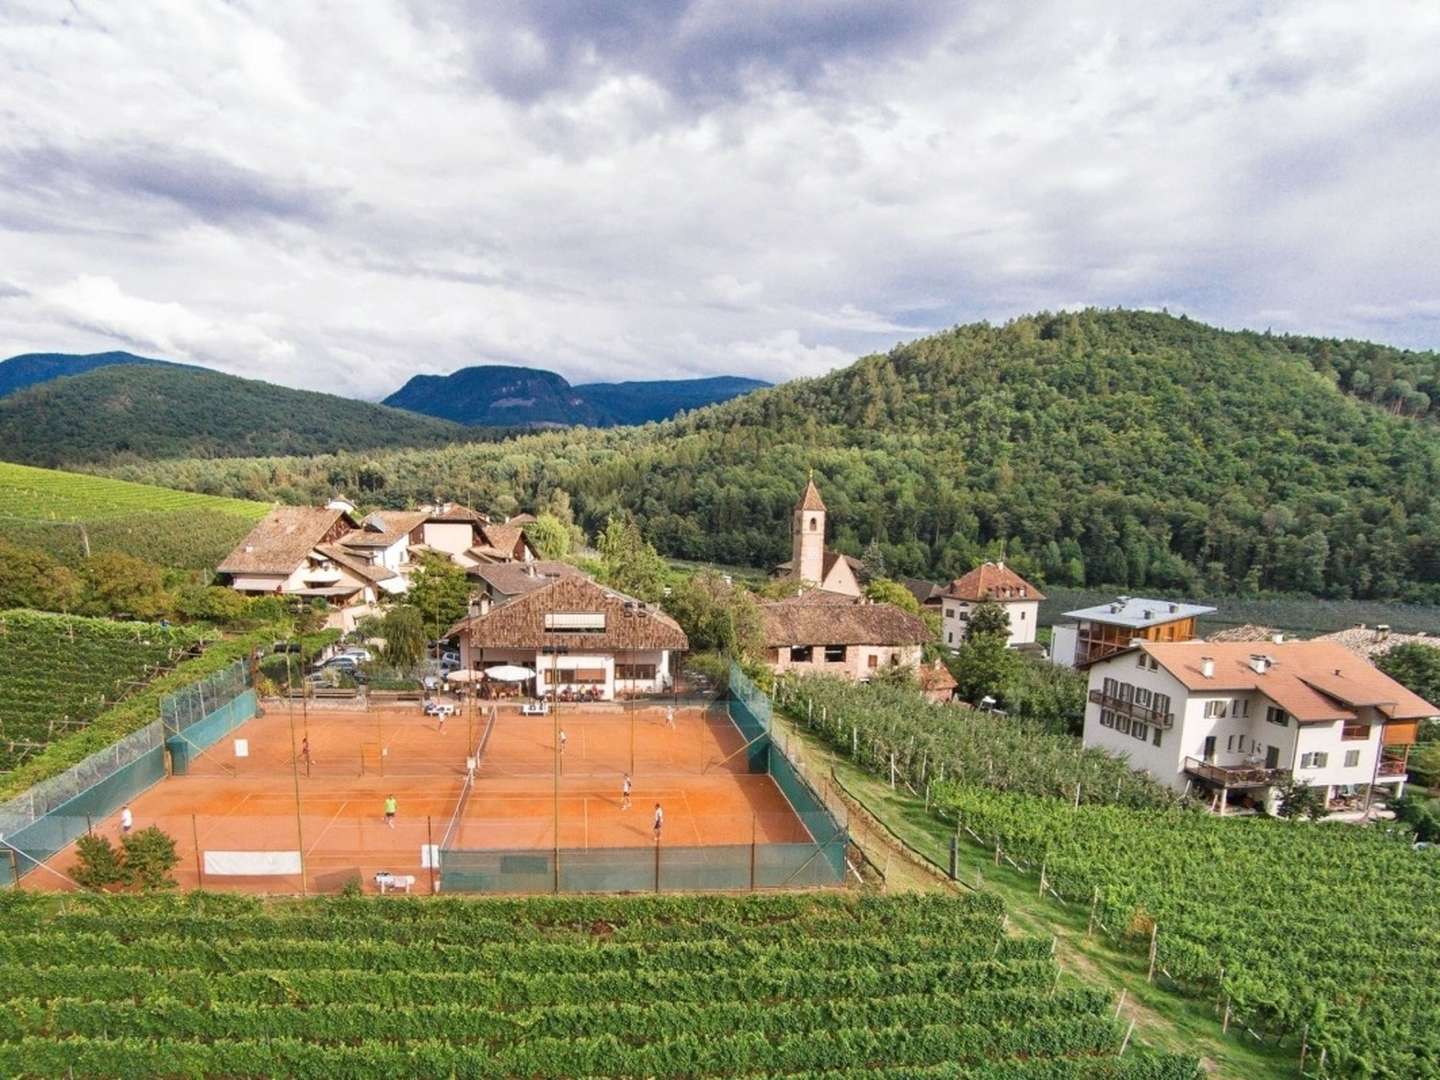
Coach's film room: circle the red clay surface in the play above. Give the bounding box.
[32,702,812,895]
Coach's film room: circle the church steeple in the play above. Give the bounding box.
[792,476,827,585]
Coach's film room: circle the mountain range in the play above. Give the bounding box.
[0,352,769,465]
[382,366,769,427]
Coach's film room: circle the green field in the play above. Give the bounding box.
[0,610,209,774]
[939,787,1440,1079]
[0,462,271,569]
[0,891,1199,1079]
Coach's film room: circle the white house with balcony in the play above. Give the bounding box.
[1081,640,1437,813]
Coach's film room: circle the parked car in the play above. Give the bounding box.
[339,647,374,663]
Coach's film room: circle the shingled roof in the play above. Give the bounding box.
[471,560,583,598]
[218,506,354,575]
[1142,640,1438,723]
[314,543,401,586]
[943,562,1045,603]
[759,597,931,648]
[451,576,688,651]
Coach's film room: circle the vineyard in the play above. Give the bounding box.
[0,891,1200,1079]
[776,675,1182,809]
[936,785,1440,1079]
[0,462,271,568]
[0,611,209,773]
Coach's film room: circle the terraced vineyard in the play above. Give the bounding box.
[0,462,271,568]
[0,610,208,773]
[0,892,1199,1079]
[938,785,1440,1079]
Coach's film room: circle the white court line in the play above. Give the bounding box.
[305,799,348,855]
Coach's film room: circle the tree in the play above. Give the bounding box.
[120,826,180,890]
[966,599,1011,640]
[1392,792,1440,843]
[79,552,174,619]
[0,539,83,612]
[406,552,471,636]
[664,572,763,658]
[72,834,126,890]
[524,513,572,560]
[863,578,921,614]
[860,539,887,582]
[1377,644,1440,709]
[597,514,669,602]
[381,605,426,671]
[1272,777,1327,821]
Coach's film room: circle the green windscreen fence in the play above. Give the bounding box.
[439,665,847,893]
[1,658,257,885]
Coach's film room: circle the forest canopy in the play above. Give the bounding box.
[97,310,1440,602]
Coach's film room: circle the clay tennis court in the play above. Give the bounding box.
[35,700,816,895]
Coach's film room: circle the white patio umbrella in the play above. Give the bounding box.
[484,664,537,682]
[444,669,483,683]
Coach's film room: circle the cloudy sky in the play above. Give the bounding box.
[1,1,1437,399]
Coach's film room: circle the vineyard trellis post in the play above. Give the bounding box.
[1117,1018,1136,1057]
[1147,923,1158,982]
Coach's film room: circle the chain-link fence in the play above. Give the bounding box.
[2,658,257,885]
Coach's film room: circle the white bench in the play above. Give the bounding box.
[374,872,416,894]
[521,701,550,716]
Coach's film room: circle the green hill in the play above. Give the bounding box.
[0,363,480,467]
[0,461,271,568]
[95,310,1440,600]
[0,350,182,398]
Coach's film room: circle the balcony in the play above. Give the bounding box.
[1089,690,1175,730]
[1376,749,1410,781]
[1183,757,1289,790]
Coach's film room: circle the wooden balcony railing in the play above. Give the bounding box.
[1089,690,1175,730]
[1183,757,1288,789]
[1376,750,1410,779]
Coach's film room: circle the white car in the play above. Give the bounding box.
[339,647,374,663]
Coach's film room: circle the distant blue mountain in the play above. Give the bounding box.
[383,365,770,427]
[0,351,179,398]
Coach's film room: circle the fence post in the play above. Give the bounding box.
[1147,923,1158,982]
[750,814,757,891]
[192,814,203,887]
[654,837,661,894]
[1038,858,1047,898]
[851,724,857,758]
[1299,1024,1309,1074]
[889,753,896,789]
[1086,886,1099,941]
[1117,1018,1136,1057]
[948,835,958,880]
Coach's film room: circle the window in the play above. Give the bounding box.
[1132,722,1149,742]
[810,517,818,531]
[1344,750,1361,768]
[1152,727,1163,748]
[1019,611,1026,620]
[1265,706,1289,727]
[823,644,846,663]
[1100,709,1116,728]
[1117,682,1135,703]
[1341,722,1371,741]
[1137,654,1147,669]
[947,632,954,644]
[1233,698,1250,719]
[867,654,878,669]
[616,664,657,681]
[1135,688,1153,709]
[959,612,970,623]
[789,646,813,662]
[1153,693,1170,716]
[1103,677,1118,698]
[1204,700,1228,719]
[545,612,606,633]
[1226,735,1234,753]
[1116,716,1131,735]
[945,608,955,619]
[1299,752,1329,769]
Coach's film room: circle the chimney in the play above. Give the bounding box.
[1200,657,1215,679]
[1249,654,1271,675]
[1142,609,1154,620]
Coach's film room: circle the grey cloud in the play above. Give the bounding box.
[0,141,338,227]
[0,281,28,299]
[416,0,949,104]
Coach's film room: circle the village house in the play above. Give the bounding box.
[216,505,407,630]
[771,479,863,598]
[901,578,945,612]
[447,575,687,700]
[468,560,584,610]
[1049,595,1216,668]
[939,562,1043,650]
[758,592,930,681]
[1081,640,1437,813]
[918,658,959,702]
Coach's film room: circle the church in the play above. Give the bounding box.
[770,477,863,597]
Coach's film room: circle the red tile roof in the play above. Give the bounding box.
[943,562,1044,602]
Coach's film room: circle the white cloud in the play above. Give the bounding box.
[0,0,1437,401]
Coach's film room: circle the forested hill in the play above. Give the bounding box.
[99,310,1440,601]
[0,350,177,397]
[384,365,768,427]
[0,363,482,466]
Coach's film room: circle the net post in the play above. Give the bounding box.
[192,814,203,887]
[750,813,757,891]
[426,815,436,895]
